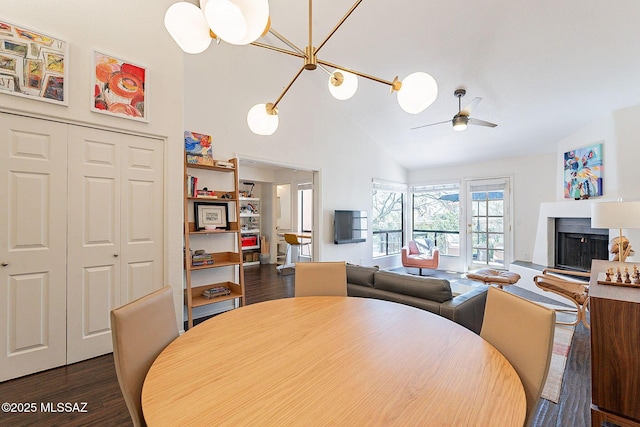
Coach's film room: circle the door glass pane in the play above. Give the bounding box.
[488,217,503,232]
[469,186,507,268]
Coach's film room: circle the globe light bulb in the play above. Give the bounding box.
[164,2,213,54]
[328,70,358,100]
[247,103,279,135]
[396,72,438,114]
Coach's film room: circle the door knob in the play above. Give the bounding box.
[113,254,119,258]
[1,262,7,267]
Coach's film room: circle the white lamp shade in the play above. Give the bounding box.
[591,201,640,229]
[328,70,358,100]
[396,72,438,114]
[203,0,269,45]
[164,2,213,54]
[201,0,247,44]
[247,104,279,135]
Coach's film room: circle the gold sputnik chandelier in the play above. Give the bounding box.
[165,0,438,135]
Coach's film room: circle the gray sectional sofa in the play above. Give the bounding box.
[346,264,489,334]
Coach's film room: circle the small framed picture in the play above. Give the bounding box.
[195,202,229,230]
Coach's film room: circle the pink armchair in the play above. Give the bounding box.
[402,241,439,275]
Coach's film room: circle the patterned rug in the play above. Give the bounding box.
[539,307,576,403]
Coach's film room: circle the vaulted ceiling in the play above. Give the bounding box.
[199,0,640,170]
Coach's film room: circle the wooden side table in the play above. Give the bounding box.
[589,260,640,427]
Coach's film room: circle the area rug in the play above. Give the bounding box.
[540,308,576,403]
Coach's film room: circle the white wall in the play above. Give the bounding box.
[1,1,185,325]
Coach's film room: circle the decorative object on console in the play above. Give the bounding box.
[92,51,147,121]
[163,0,438,135]
[185,131,213,165]
[563,142,603,199]
[591,199,640,262]
[0,20,68,105]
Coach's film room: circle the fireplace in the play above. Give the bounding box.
[555,218,609,272]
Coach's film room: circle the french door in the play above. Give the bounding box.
[466,178,511,270]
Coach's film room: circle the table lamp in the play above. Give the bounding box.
[591,200,640,262]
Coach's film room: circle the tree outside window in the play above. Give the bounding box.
[372,186,403,257]
[412,184,460,256]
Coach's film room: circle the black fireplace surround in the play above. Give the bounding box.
[555,218,609,272]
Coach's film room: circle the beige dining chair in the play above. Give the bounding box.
[294,261,347,297]
[480,286,555,427]
[111,286,179,427]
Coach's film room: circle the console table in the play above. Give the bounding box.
[590,259,640,427]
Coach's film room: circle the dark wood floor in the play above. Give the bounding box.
[0,264,590,426]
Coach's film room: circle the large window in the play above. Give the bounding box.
[411,183,460,256]
[372,181,405,257]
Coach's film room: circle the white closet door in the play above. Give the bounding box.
[66,126,164,363]
[0,113,68,381]
[118,132,165,303]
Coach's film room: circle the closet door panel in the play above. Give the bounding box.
[120,133,164,303]
[0,113,67,381]
[67,126,121,364]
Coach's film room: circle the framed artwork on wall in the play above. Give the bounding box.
[185,131,213,165]
[0,20,68,105]
[563,142,603,199]
[91,51,147,121]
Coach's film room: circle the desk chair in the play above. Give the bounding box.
[534,268,591,329]
[295,261,347,297]
[276,233,312,273]
[481,287,555,427]
[111,286,179,427]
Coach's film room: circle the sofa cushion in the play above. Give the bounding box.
[374,271,452,303]
[408,241,420,255]
[346,264,379,288]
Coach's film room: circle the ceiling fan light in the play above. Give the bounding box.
[328,70,358,100]
[247,103,279,135]
[164,2,213,54]
[202,0,248,44]
[396,72,438,114]
[452,115,468,131]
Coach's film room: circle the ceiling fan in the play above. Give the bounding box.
[411,88,497,131]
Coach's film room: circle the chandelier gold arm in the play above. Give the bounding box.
[315,0,364,55]
[250,41,306,60]
[317,58,400,92]
[272,65,307,109]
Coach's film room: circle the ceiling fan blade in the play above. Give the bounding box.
[460,97,482,116]
[410,119,451,130]
[468,117,497,128]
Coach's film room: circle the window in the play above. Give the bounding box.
[372,181,405,257]
[411,183,460,256]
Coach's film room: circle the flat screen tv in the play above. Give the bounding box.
[334,210,367,244]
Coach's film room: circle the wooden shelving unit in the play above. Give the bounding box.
[183,157,245,329]
[240,197,261,266]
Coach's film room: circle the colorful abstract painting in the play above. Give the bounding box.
[185,131,213,165]
[92,51,147,121]
[0,20,68,105]
[564,143,603,199]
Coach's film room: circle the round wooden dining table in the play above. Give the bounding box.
[142,296,526,426]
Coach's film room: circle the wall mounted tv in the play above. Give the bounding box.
[334,210,367,244]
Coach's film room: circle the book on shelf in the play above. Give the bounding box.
[202,286,231,299]
[192,260,215,267]
[186,175,198,198]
